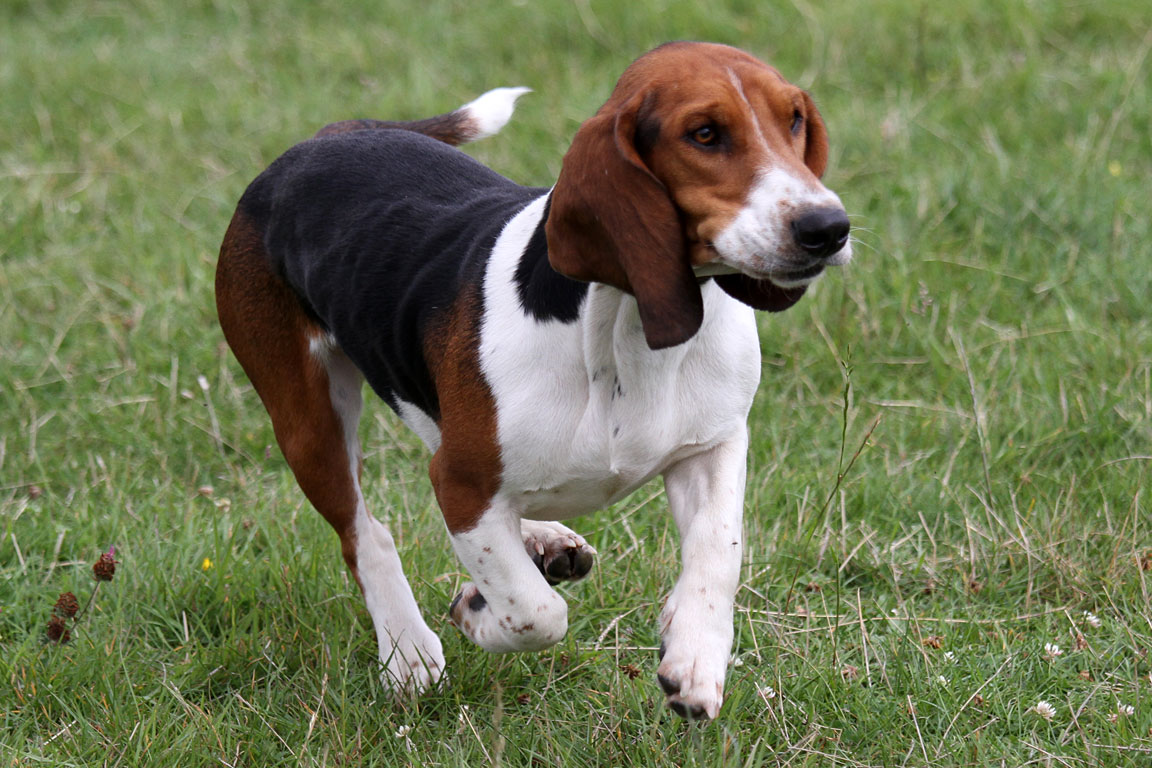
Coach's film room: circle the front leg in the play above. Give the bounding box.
[446,497,570,653]
[658,433,749,720]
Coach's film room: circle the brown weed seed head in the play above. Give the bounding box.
[93,549,117,581]
[46,615,71,643]
[53,592,80,619]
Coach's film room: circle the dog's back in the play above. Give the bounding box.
[226,89,540,416]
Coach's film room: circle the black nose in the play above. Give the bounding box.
[791,207,850,259]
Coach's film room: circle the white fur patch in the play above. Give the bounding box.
[308,331,339,361]
[459,87,532,141]
[314,341,444,694]
[449,500,569,652]
[354,510,445,692]
[478,198,761,519]
[711,167,852,287]
[658,436,749,719]
[395,397,442,453]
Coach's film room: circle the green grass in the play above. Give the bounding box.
[2,0,1151,764]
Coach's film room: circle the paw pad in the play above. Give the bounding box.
[531,541,595,585]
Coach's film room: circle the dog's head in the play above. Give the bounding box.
[546,41,851,349]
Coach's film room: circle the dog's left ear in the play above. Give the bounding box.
[546,93,703,350]
[715,90,827,312]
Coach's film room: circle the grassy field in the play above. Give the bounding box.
[2,0,1151,765]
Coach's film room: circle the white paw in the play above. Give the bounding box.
[656,641,727,720]
[448,582,567,653]
[378,627,446,697]
[657,594,733,720]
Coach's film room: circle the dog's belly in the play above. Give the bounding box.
[517,475,646,521]
[512,451,699,521]
[503,414,723,521]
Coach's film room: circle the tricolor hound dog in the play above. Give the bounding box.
[216,42,851,720]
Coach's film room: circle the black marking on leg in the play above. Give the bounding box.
[449,591,463,617]
[657,674,679,696]
[658,642,666,661]
[468,591,488,612]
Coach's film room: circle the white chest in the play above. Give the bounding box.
[478,199,762,520]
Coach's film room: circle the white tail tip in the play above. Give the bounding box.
[459,87,532,141]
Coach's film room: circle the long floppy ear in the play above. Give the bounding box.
[546,94,703,350]
[715,90,828,313]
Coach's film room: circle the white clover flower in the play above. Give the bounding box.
[936,675,949,686]
[943,651,956,663]
[394,725,411,738]
[1033,700,1056,720]
[1043,642,1063,660]
[757,684,777,700]
[1118,703,1135,717]
[1082,611,1102,628]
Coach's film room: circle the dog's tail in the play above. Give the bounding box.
[314,87,531,145]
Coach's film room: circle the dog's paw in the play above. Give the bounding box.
[656,642,727,720]
[379,627,446,698]
[448,581,567,653]
[521,520,596,585]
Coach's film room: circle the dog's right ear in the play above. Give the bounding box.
[545,93,704,350]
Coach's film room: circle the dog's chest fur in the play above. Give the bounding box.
[474,197,763,519]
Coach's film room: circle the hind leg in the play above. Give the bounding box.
[318,344,445,692]
[216,211,444,694]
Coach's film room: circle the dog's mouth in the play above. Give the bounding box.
[695,242,829,287]
[691,242,739,276]
[767,262,826,288]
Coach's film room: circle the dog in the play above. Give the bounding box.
[216,41,851,720]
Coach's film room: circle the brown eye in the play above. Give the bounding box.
[790,110,804,135]
[690,125,718,146]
